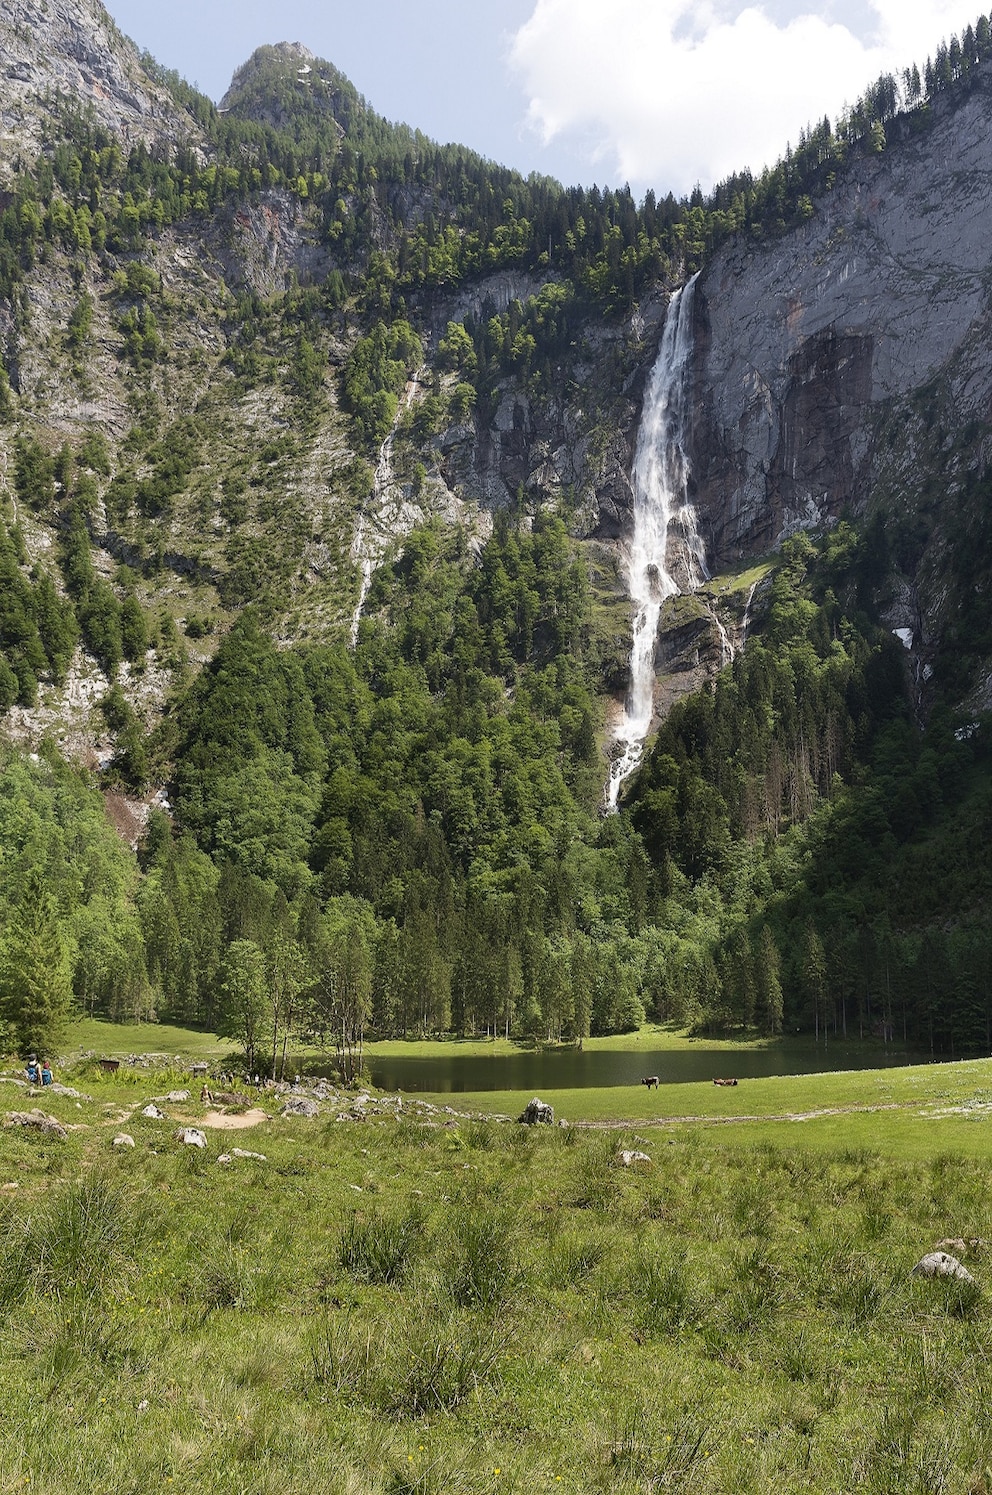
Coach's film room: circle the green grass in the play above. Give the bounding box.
[68,1016,238,1061]
[3,1053,992,1492]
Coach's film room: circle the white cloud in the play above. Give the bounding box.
[508,0,983,195]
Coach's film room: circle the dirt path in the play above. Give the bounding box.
[197,1108,270,1130]
[572,1101,911,1128]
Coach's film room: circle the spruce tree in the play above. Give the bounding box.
[0,869,74,1056]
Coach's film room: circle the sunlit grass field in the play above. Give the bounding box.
[3,1042,992,1492]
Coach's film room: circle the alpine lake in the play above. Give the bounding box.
[363,1037,927,1093]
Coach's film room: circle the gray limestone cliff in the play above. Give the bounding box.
[685,66,992,710]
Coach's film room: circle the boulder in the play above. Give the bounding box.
[166,1090,190,1103]
[141,1104,165,1119]
[911,1252,975,1283]
[518,1097,554,1125]
[231,1147,267,1161]
[113,1133,135,1148]
[281,1097,320,1119]
[619,1150,652,1167]
[176,1127,207,1149]
[4,1109,67,1139]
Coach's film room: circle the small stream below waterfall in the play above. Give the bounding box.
[607,275,705,809]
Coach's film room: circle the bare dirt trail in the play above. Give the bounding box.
[196,1108,271,1130]
[572,1101,913,1129]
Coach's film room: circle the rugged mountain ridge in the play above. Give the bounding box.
[689,67,992,712]
[0,0,195,156]
[2,1,992,750]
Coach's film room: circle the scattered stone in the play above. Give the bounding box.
[0,1077,28,1087]
[137,1400,149,1413]
[518,1097,554,1125]
[176,1127,207,1149]
[217,1153,232,1165]
[141,1104,165,1119]
[165,1090,190,1103]
[281,1097,320,1119]
[48,1083,88,1099]
[619,1150,652,1167]
[2,1182,20,1189]
[936,1237,987,1257]
[4,1109,67,1138]
[113,1134,136,1148]
[912,1251,975,1282]
[231,1147,267,1161]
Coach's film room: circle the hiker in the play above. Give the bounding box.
[40,1060,53,1086]
[25,1055,40,1084]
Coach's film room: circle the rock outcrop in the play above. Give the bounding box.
[691,72,992,568]
[0,0,197,168]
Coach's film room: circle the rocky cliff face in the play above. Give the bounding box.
[0,0,193,168]
[5,0,992,765]
[686,67,992,709]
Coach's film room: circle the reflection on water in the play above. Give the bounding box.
[365,1043,922,1094]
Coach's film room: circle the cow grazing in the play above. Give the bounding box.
[641,1076,660,1089]
[712,1077,738,1087]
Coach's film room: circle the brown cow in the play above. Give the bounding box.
[712,1077,738,1086]
[641,1076,660,1089]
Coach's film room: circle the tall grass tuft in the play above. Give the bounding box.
[446,1207,521,1310]
[385,1316,504,1416]
[338,1206,422,1285]
[605,1407,710,1490]
[0,1172,140,1304]
[633,1249,698,1335]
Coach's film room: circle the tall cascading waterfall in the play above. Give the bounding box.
[606,274,706,809]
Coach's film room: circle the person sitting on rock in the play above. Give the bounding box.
[25,1055,40,1085]
[40,1061,53,1086]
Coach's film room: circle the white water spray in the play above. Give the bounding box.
[349,369,422,647]
[606,276,706,809]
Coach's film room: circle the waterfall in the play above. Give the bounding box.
[349,369,422,647]
[606,275,705,809]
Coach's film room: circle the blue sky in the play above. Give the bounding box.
[104,0,985,196]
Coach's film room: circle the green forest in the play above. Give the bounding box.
[3,11,992,1065]
[3,504,992,1066]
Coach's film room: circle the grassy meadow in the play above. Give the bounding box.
[3,1044,992,1492]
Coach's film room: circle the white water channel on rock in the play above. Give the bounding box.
[606,274,706,809]
[349,369,422,647]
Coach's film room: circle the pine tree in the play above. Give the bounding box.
[0,869,74,1055]
[756,926,784,1036]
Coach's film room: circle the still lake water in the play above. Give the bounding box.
[365,1041,924,1094]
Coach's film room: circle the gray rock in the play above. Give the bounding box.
[281,1097,320,1119]
[4,1109,67,1138]
[518,1097,554,1125]
[911,1251,975,1283]
[165,1090,190,1103]
[141,1104,165,1119]
[176,1127,206,1149]
[231,1147,267,1161]
[619,1150,652,1167]
[113,1133,135,1148]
